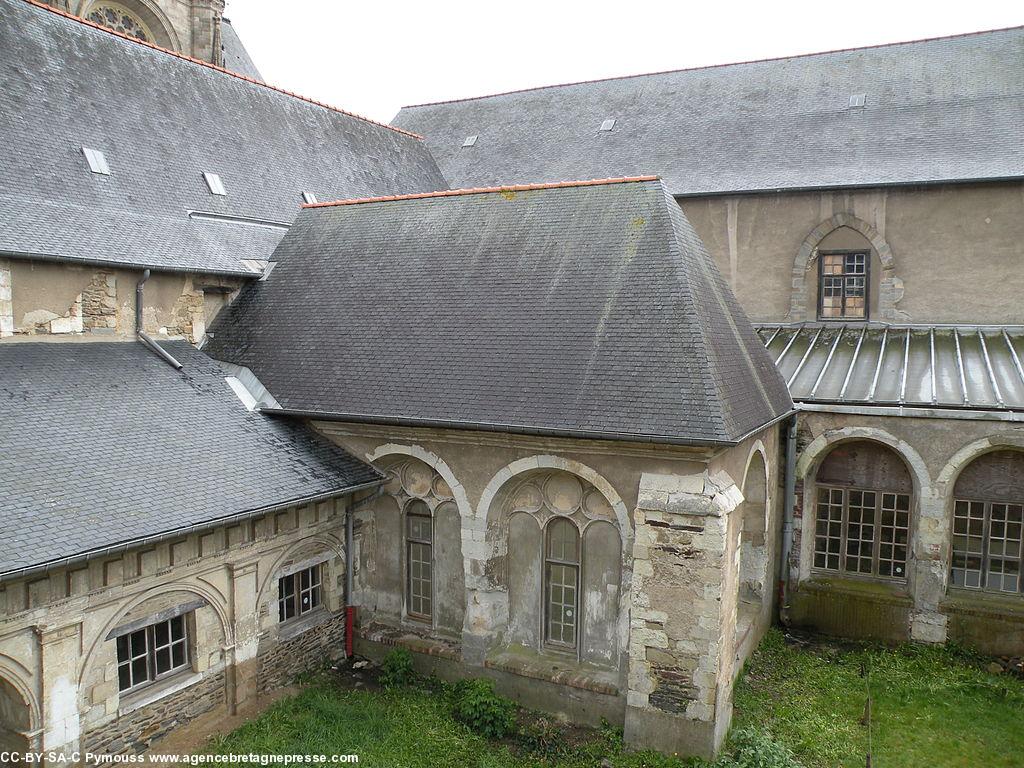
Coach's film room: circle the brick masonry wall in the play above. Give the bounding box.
[82,671,225,755]
[257,612,346,693]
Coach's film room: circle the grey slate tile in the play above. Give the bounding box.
[0,0,448,276]
[205,179,792,445]
[0,341,381,575]
[393,28,1024,196]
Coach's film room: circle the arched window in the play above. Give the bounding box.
[85,3,154,42]
[951,450,1024,594]
[544,518,580,649]
[405,499,433,620]
[813,441,912,580]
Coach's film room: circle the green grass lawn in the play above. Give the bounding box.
[732,630,1024,768]
[204,629,1024,768]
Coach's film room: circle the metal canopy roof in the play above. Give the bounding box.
[757,324,1024,412]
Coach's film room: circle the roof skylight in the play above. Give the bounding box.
[599,119,616,132]
[849,93,866,108]
[82,147,110,175]
[302,191,318,204]
[462,135,478,147]
[203,172,227,196]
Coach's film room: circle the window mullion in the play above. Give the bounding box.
[872,493,882,577]
[840,489,849,574]
[981,502,992,591]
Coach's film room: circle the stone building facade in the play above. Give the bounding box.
[0,496,359,757]
[2,0,1022,763]
[315,423,782,756]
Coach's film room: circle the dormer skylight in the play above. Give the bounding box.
[302,191,318,204]
[599,119,616,132]
[462,135,478,148]
[203,172,227,196]
[82,147,109,175]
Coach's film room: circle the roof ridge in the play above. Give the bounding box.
[303,176,660,209]
[399,24,1024,110]
[21,0,423,141]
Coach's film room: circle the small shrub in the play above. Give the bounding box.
[378,648,415,689]
[452,678,517,738]
[517,715,567,758]
[717,728,802,768]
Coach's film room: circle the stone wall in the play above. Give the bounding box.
[0,495,353,758]
[681,181,1024,325]
[257,612,346,693]
[81,671,225,755]
[2,260,242,342]
[789,411,1024,655]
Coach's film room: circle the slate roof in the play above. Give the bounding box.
[393,27,1024,196]
[221,18,263,81]
[205,178,793,445]
[0,341,382,577]
[0,0,447,277]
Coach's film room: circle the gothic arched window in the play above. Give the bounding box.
[85,3,154,42]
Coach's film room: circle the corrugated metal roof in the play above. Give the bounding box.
[757,324,1024,411]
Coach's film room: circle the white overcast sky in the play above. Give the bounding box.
[224,0,1022,124]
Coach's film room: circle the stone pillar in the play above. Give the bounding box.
[36,620,82,757]
[910,485,950,644]
[0,259,12,337]
[624,471,743,760]
[227,561,260,713]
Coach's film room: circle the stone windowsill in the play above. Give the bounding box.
[357,622,461,661]
[118,669,203,716]
[485,644,619,696]
[277,607,335,642]
[941,590,1024,622]
[801,575,912,606]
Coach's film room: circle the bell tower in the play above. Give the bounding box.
[44,0,227,66]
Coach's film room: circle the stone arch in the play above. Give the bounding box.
[255,532,346,614]
[936,434,1024,489]
[365,444,473,523]
[78,581,232,691]
[797,427,930,583]
[478,456,630,666]
[0,657,40,750]
[364,445,468,635]
[78,0,181,51]
[738,446,769,631]
[478,456,631,555]
[790,212,899,322]
[936,434,1024,594]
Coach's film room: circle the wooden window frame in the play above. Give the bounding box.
[116,615,190,694]
[543,518,581,651]
[812,484,911,581]
[277,564,323,624]
[405,501,433,622]
[951,498,1023,595]
[818,249,870,321]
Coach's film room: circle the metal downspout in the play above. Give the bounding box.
[345,499,355,657]
[779,413,798,624]
[136,269,183,370]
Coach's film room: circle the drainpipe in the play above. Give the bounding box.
[344,485,384,657]
[136,269,183,370]
[779,413,798,623]
[345,499,355,657]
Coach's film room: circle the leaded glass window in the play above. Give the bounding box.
[278,565,322,623]
[406,500,433,620]
[819,251,868,319]
[85,3,153,42]
[116,615,189,693]
[544,518,580,648]
[952,500,1023,593]
[813,486,910,579]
